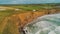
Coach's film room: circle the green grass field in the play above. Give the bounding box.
[7,5,54,11]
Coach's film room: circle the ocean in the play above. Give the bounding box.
[24,13,60,34]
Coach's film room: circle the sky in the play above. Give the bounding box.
[0,0,60,4]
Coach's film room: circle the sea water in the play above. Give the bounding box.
[24,13,60,34]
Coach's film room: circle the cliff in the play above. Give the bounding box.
[1,9,60,34]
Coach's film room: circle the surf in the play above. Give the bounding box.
[24,13,60,34]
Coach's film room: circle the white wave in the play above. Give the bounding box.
[24,13,60,34]
[48,31,56,34]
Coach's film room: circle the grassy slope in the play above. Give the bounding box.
[0,6,32,34]
[0,9,22,34]
[0,10,14,34]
